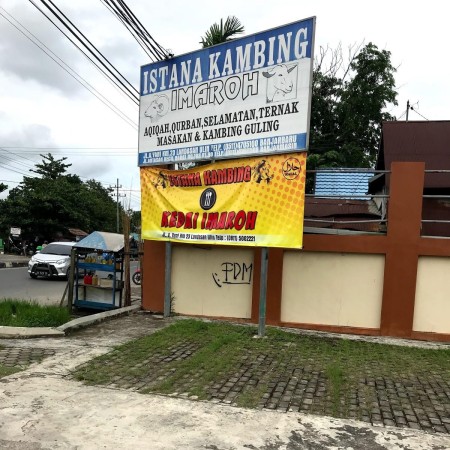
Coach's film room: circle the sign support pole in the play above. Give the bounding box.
[258,247,269,337]
[164,241,172,318]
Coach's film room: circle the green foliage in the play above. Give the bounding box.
[0,182,7,194]
[0,154,120,240]
[30,152,72,179]
[129,210,141,233]
[200,16,244,48]
[309,42,398,172]
[0,299,71,327]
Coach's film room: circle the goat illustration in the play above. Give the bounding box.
[262,64,297,103]
[252,159,274,184]
[144,94,169,122]
[153,171,169,189]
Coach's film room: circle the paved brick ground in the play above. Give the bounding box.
[0,347,55,367]
[69,338,450,435]
[2,314,449,436]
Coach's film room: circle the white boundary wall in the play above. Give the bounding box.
[171,246,254,318]
[281,252,385,328]
[414,256,450,334]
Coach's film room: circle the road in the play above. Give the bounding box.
[0,263,140,305]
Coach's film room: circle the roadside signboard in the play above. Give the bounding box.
[10,227,21,237]
[138,17,315,166]
[140,152,306,248]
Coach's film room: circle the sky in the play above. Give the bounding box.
[0,0,448,210]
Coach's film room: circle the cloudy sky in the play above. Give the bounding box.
[0,0,447,209]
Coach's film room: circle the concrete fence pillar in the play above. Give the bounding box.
[380,162,425,337]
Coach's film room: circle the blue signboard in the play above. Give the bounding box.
[138,17,315,165]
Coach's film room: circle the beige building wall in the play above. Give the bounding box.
[171,246,254,318]
[413,256,450,334]
[281,252,385,328]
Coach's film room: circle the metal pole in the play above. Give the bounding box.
[116,178,120,233]
[258,247,269,337]
[164,241,172,318]
[67,248,76,311]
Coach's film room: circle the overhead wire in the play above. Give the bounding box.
[410,106,429,121]
[0,143,40,165]
[100,0,156,61]
[28,0,139,105]
[101,0,171,61]
[42,0,139,99]
[1,8,138,130]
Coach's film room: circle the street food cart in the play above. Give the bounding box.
[73,231,124,310]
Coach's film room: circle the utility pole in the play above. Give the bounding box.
[406,100,410,122]
[110,179,126,233]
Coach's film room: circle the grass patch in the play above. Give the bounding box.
[0,299,71,327]
[72,320,450,418]
[0,364,20,378]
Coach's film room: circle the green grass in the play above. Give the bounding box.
[72,319,450,417]
[0,364,20,378]
[0,299,71,327]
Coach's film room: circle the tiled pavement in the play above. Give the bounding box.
[1,314,449,436]
[0,346,55,367]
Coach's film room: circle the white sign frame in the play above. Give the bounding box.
[138,17,315,166]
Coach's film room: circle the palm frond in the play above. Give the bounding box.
[200,16,245,48]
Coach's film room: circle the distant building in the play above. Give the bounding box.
[370,121,450,237]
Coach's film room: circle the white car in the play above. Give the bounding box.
[28,242,75,279]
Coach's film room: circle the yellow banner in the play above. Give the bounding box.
[140,152,306,248]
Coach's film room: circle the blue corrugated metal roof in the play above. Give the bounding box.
[314,172,373,199]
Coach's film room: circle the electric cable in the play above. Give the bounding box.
[42,0,139,97]
[28,0,139,105]
[1,8,138,129]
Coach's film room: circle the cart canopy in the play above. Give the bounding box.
[74,231,124,253]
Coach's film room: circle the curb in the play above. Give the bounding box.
[0,326,65,338]
[0,304,141,339]
[57,304,141,333]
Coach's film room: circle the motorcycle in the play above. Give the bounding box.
[132,268,141,285]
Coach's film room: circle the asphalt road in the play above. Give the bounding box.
[0,267,65,305]
[0,263,140,306]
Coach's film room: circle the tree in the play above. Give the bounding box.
[198,19,398,173]
[0,154,120,242]
[30,153,72,179]
[200,16,244,48]
[309,42,398,170]
[0,183,7,194]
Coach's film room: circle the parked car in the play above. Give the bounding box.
[28,242,75,279]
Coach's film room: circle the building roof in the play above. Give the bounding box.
[304,198,383,233]
[377,121,450,189]
[314,172,373,199]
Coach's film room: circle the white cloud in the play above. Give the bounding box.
[0,0,449,210]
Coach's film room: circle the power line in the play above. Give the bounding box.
[39,0,139,101]
[28,0,139,105]
[0,146,38,165]
[101,0,171,61]
[410,106,429,121]
[0,7,138,129]
[406,100,429,121]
